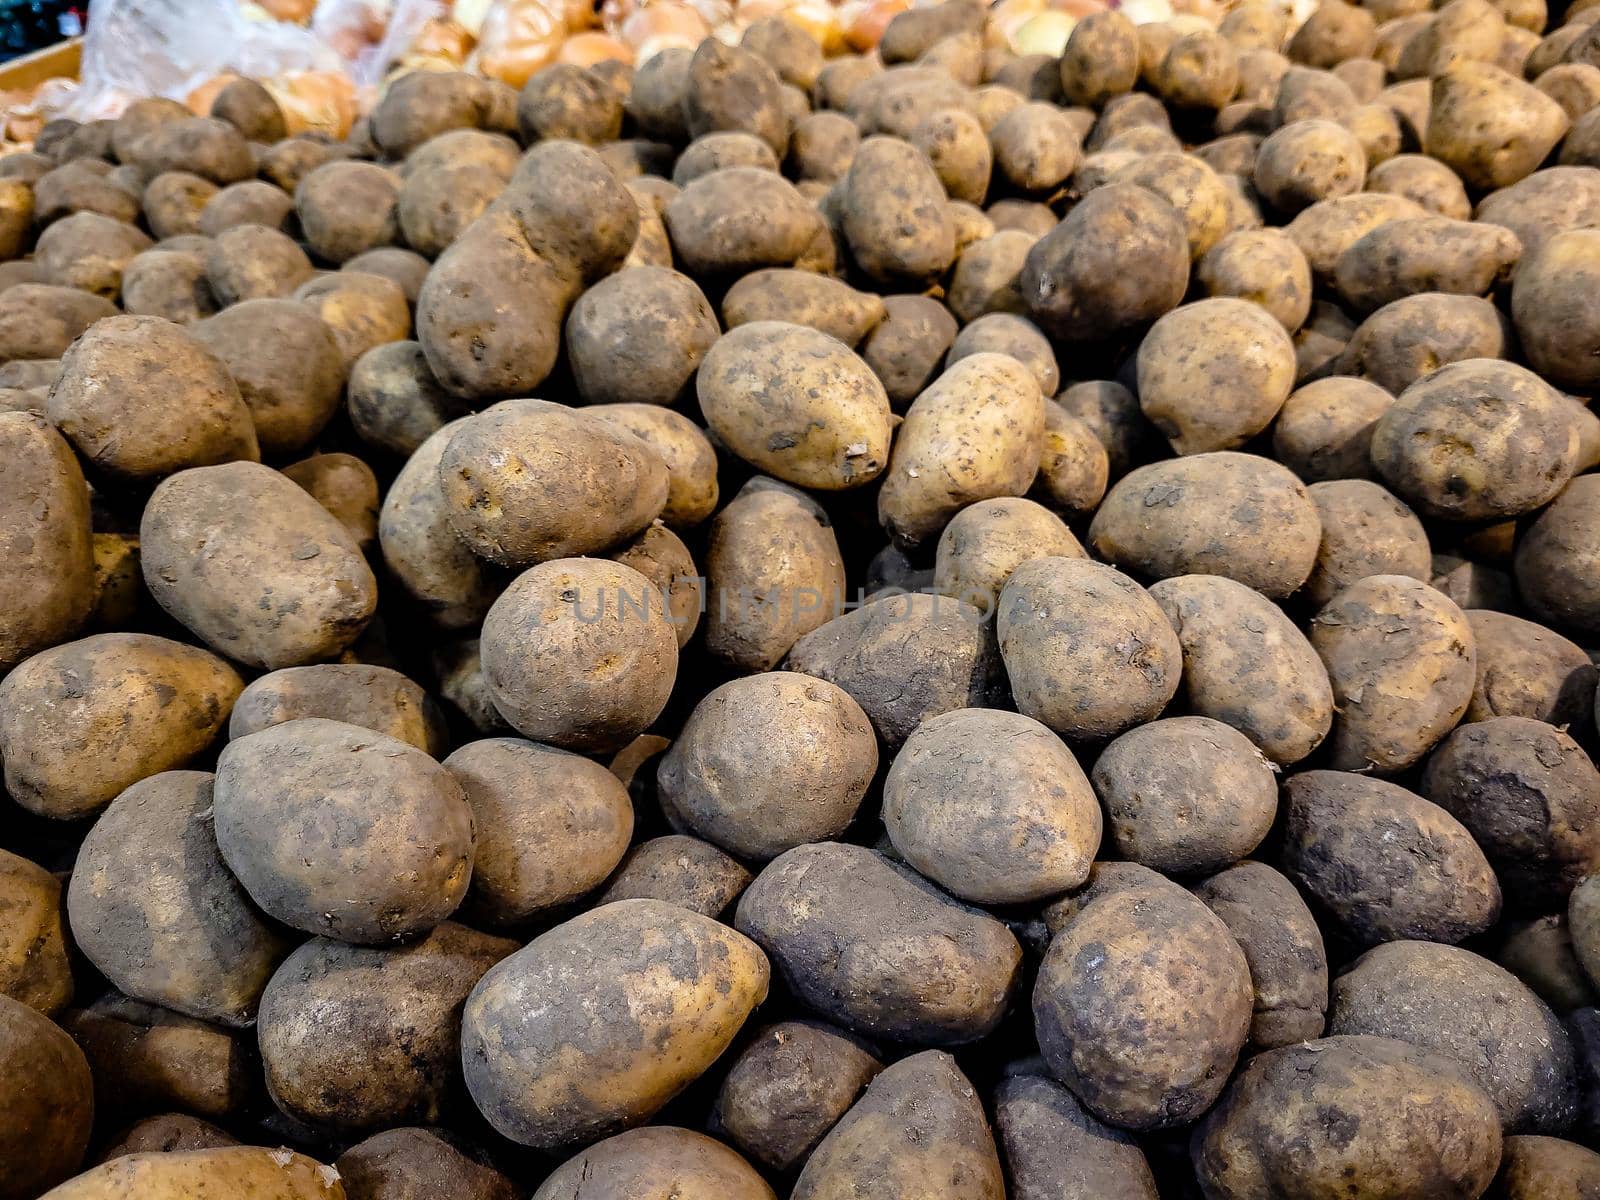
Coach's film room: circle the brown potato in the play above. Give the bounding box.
[1154,30,1241,111]
[336,1128,516,1200]
[860,293,960,409]
[346,340,467,459]
[673,131,779,186]
[534,1128,773,1200]
[1335,216,1521,316]
[294,271,411,369]
[0,633,241,820]
[478,557,678,753]
[198,180,292,237]
[1496,915,1598,1013]
[1193,1035,1503,1200]
[295,161,399,265]
[994,1069,1158,1200]
[95,1114,237,1163]
[792,1051,1003,1200]
[1491,1136,1600,1198]
[444,737,633,926]
[141,171,216,239]
[209,76,285,142]
[0,850,72,1016]
[909,107,991,205]
[342,247,430,304]
[1427,61,1570,190]
[1281,770,1501,945]
[1060,10,1140,107]
[369,70,508,158]
[397,163,506,259]
[1516,476,1600,634]
[1283,190,1428,281]
[663,167,824,278]
[0,993,93,1199]
[229,664,446,754]
[786,591,1001,748]
[788,110,861,182]
[140,462,377,668]
[45,1147,343,1199]
[566,266,719,409]
[1330,940,1578,1133]
[1367,152,1472,216]
[841,136,957,284]
[998,557,1181,741]
[584,403,718,531]
[462,898,768,1149]
[722,269,884,347]
[281,452,379,551]
[119,248,217,325]
[1340,291,1512,394]
[1196,227,1313,332]
[1303,479,1432,607]
[1465,608,1596,727]
[1271,375,1392,482]
[1034,868,1251,1130]
[205,223,314,305]
[66,770,291,1028]
[1513,228,1600,391]
[31,212,147,300]
[737,841,1020,1044]
[683,38,788,154]
[933,496,1082,615]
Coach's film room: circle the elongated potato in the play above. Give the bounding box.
[994,1070,1159,1200]
[39,1148,343,1200]
[461,899,769,1149]
[229,664,447,755]
[0,994,93,1200]
[736,842,1021,1044]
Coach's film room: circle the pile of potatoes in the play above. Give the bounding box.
[15,0,1600,1195]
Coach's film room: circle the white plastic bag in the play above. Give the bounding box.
[58,0,345,119]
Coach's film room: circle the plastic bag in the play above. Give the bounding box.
[57,0,345,120]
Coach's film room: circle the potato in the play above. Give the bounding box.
[663,167,823,278]
[516,64,623,146]
[878,353,1043,548]
[1193,861,1328,1050]
[721,272,880,351]
[95,1114,237,1163]
[441,737,632,926]
[1288,0,1378,67]
[33,161,139,227]
[993,1070,1157,1200]
[1283,191,1427,281]
[988,102,1081,194]
[673,132,780,185]
[369,70,507,159]
[140,462,377,668]
[945,232,1032,324]
[142,171,216,239]
[1034,868,1250,1130]
[31,211,151,300]
[462,898,767,1149]
[42,1148,343,1200]
[1193,1035,1503,1199]
[683,39,788,155]
[0,850,71,1016]
[1281,770,1501,945]
[882,707,1099,903]
[792,1051,1002,1200]
[841,136,957,284]
[1336,216,1520,319]
[608,524,701,650]
[1195,228,1313,334]
[396,162,505,260]
[346,341,466,459]
[0,633,241,820]
[1021,183,1190,341]
[932,496,1081,615]
[738,841,1019,1044]
[209,76,285,142]
[478,557,677,753]
[860,294,959,408]
[1090,452,1320,598]
[418,143,636,400]
[1422,718,1600,910]
[1058,10,1140,107]
[996,557,1181,741]
[713,1022,881,1173]
[293,161,399,266]
[1465,609,1596,726]
[124,116,252,184]
[294,271,411,369]
[0,414,93,672]
[1340,291,1512,394]
[1301,478,1431,607]
[576,406,717,534]
[1330,940,1578,1133]
[659,673,875,860]
[229,664,446,755]
[908,108,991,206]
[788,111,861,182]
[205,223,313,305]
[198,180,292,238]
[377,419,498,632]
[258,136,340,194]
[1153,30,1241,111]
[120,248,217,325]
[1516,476,1600,634]
[699,322,892,490]
[534,1128,773,1200]
[985,197,1056,236]
[437,399,667,567]
[597,833,746,915]
[1497,915,1598,1013]
[1367,151,1473,216]
[0,994,92,1199]
[1271,375,1392,482]
[1093,716,1276,876]
[1252,118,1368,216]
[279,452,377,553]
[256,923,514,1134]
[1513,228,1600,391]
[1492,1136,1600,1198]
[947,313,1057,396]
[786,591,1001,748]
[66,769,290,1027]
[1427,62,1570,190]
[335,1128,515,1200]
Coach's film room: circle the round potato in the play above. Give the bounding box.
[205,223,313,305]
[1303,478,1432,607]
[462,898,769,1149]
[346,340,468,459]
[566,266,720,407]
[861,294,960,409]
[535,1127,774,1200]
[933,496,1082,616]
[1271,375,1392,482]
[1426,61,1569,191]
[0,850,72,1017]
[1513,228,1600,391]
[0,994,93,1200]
[1197,227,1313,331]
[295,161,400,264]
[995,1069,1159,1200]
[1464,608,1596,727]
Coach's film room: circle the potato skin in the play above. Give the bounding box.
[713,1022,882,1174]
[884,708,1101,904]
[662,167,823,279]
[140,462,378,670]
[66,770,291,1028]
[736,842,1021,1045]
[0,633,241,821]
[1516,475,1600,635]
[336,1128,517,1200]
[1426,61,1570,192]
[1193,861,1328,1050]
[585,403,720,530]
[479,558,678,753]
[878,352,1044,549]
[1192,1035,1503,1200]
[660,673,877,861]
[347,340,465,459]
[792,1051,1004,1200]
[0,993,93,1200]
[1150,574,1333,766]
[1513,228,1600,391]
[1334,215,1521,313]
[0,413,93,672]
[934,496,1081,615]
[1423,717,1600,911]
[444,737,633,926]
[1271,375,1392,483]
[1197,227,1313,332]
[1330,940,1579,1133]
[566,266,720,407]
[1465,609,1596,727]
[1491,1136,1600,1198]
[257,923,515,1134]
[0,850,71,1016]
[461,898,769,1150]
[597,835,751,919]
[1281,770,1502,946]
[1033,869,1252,1131]
[1090,452,1321,599]
[1303,479,1432,608]
[994,1070,1158,1200]
[699,322,892,491]
[39,1148,343,1200]
[1310,574,1476,772]
[214,718,474,944]
[230,664,447,756]
[1340,291,1512,394]
[533,1127,774,1200]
